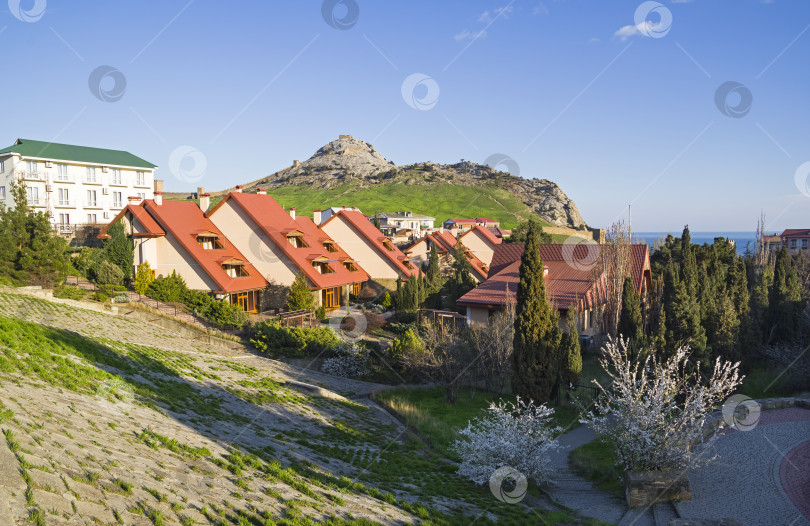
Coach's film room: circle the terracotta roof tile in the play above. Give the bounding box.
[322,210,417,277]
[209,193,370,289]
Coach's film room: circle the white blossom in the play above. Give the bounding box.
[582,337,743,472]
[321,342,369,378]
[452,397,561,485]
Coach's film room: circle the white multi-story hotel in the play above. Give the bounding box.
[0,138,156,234]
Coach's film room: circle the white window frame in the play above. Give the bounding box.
[26,160,37,176]
[0,186,5,199]
[136,171,145,186]
[112,169,122,185]
[26,186,38,205]
[87,213,97,224]
[58,188,70,206]
[0,160,4,173]
[86,189,97,208]
[56,164,68,181]
[113,191,122,208]
[86,166,97,183]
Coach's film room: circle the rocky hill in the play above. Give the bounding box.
[185,135,587,228]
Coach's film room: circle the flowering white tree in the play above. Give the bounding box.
[321,342,369,378]
[452,397,561,485]
[582,337,743,472]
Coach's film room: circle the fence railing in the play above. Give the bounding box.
[551,382,603,408]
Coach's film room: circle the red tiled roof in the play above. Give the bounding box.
[488,226,511,238]
[322,210,417,277]
[781,229,810,237]
[445,218,478,224]
[102,200,268,294]
[209,193,369,290]
[460,243,651,309]
[459,225,502,247]
[98,205,165,239]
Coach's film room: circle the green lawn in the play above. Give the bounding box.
[373,385,584,461]
[569,436,624,497]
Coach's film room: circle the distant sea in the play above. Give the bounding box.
[633,232,757,255]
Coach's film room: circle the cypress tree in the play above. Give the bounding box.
[561,307,582,386]
[617,276,643,343]
[448,242,476,305]
[426,243,441,291]
[512,220,561,404]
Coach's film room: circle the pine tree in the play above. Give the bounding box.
[769,247,801,343]
[103,221,134,282]
[287,271,314,311]
[512,220,561,404]
[617,276,643,343]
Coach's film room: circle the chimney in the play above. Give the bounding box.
[153,179,164,193]
[196,186,205,198]
[235,185,243,193]
[256,188,266,195]
[153,191,163,206]
[199,193,210,212]
[543,265,549,277]
[289,207,296,220]
[313,209,322,225]
[128,195,141,205]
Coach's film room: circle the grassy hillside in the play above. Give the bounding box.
[0,292,600,525]
[193,182,551,230]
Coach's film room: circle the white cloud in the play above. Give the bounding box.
[588,37,600,44]
[478,10,491,23]
[614,23,642,40]
[454,29,487,42]
[533,2,549,15]
[479,5,514,23]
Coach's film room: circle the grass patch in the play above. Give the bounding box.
[569,435,624,497]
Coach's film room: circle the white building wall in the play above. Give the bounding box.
[0,153,154,231]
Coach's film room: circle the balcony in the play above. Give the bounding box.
[84,201,102,209]
[19,171,46,181]
[55,224,73,234]
[55,199,76,208]
[26,198,45,207]
[54,175,75,183]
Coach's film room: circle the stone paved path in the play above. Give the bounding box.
[676,408,810,525]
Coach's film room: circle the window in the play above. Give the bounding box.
[287,233,309,248]
[25,186,38,205]
[86,190,97,207]
[222,263,248,278]
[87,214,97,223]
[197,234,223,250]
[323,240,338,253]
[0,160,4,173]
[0,187,5,200]
[136,171,145,185]
[137,192,145,200]
[112,169,122,185]
[58,213,70,225]
[313,260,335,274]
[382,239,396,251]
[58,188,70,206]
[352,282,361,296]
[791,239,797,249]
[230,290,258,313]
[323,287,339,309]
[26,160,38,176]
[343,261,358,272]
[86,166,97,183]
[113,191,122,208]
[56,164,69,181]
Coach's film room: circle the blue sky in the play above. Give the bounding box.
[2,0,809,231]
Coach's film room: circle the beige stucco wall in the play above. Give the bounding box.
[322,216,401,280]
[461,230,496,266]
[405,240,430,268]
[209,199,299,287]
[466,306,490,326]
[154,234,219,291]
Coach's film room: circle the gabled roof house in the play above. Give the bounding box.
[404,230,489,282]
[458,225,502,267]
[320,210,418,288]
[206,191,370,310]
[99,196,269,312]
[458,243,652,335]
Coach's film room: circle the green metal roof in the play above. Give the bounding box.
[0,138,157,169]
